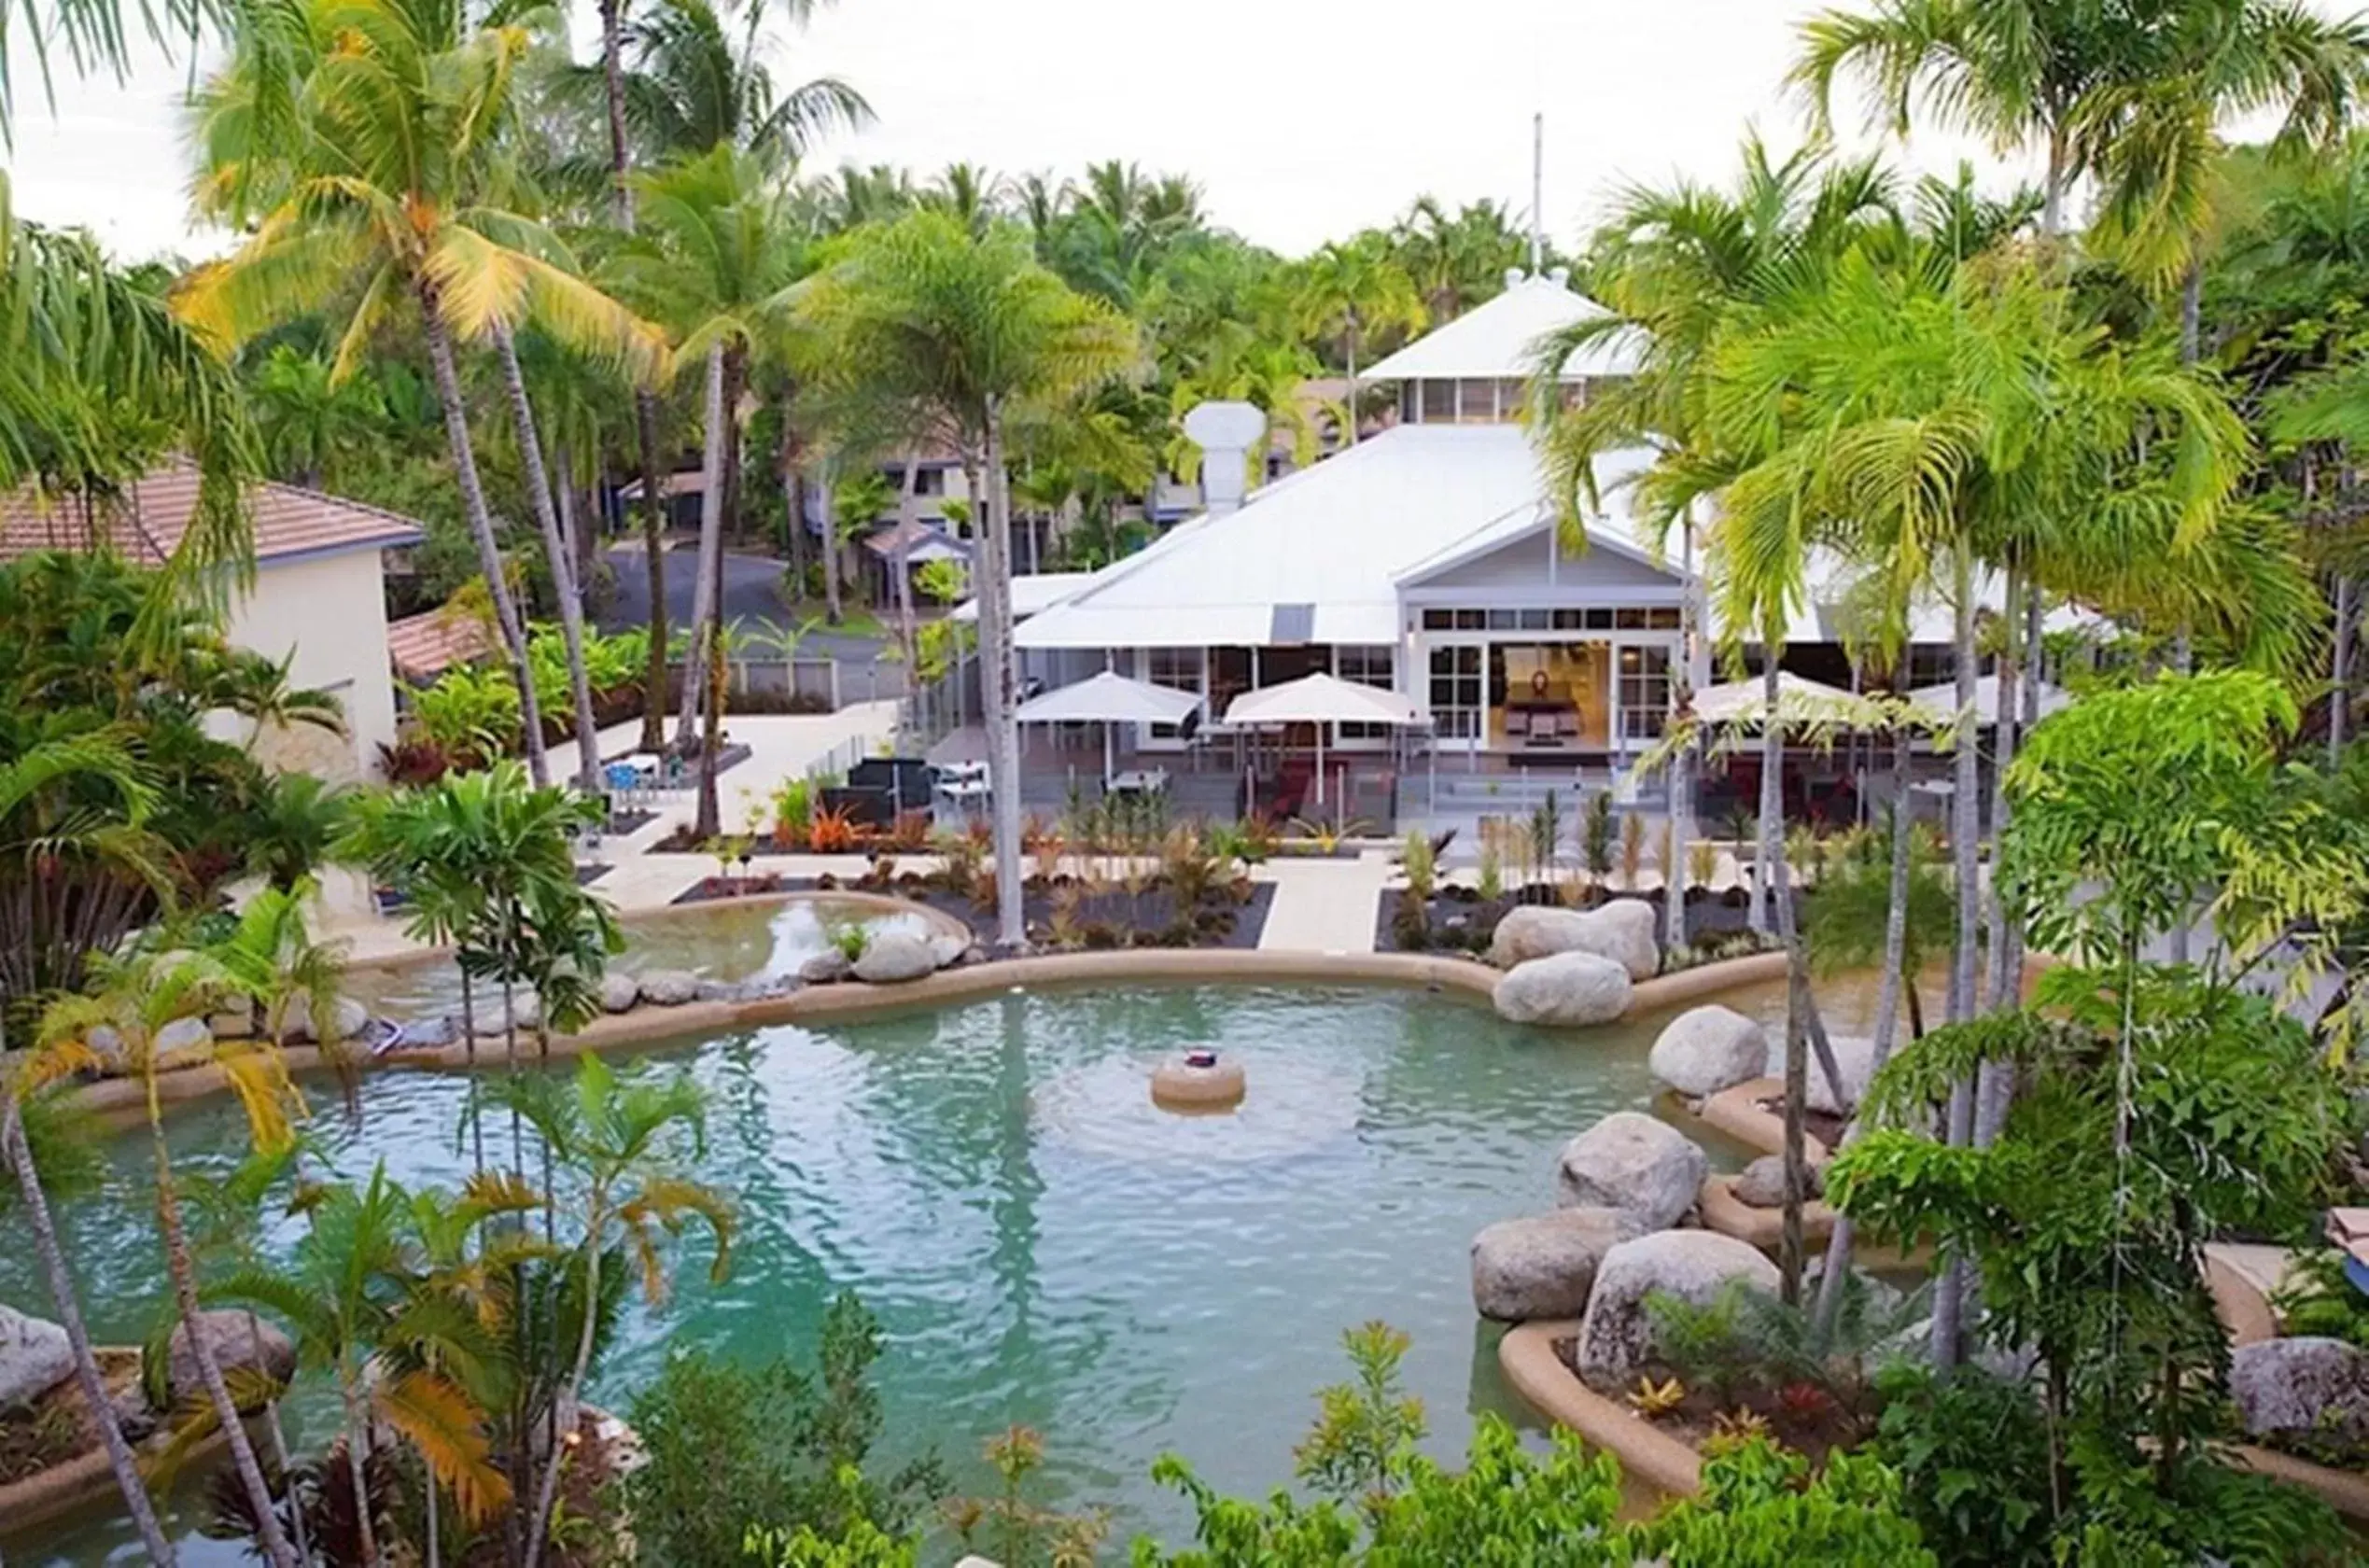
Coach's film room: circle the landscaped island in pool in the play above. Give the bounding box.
[5,959,1791,1565]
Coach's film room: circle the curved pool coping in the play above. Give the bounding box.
[1498,1321,1703,1498]
[71,946,1795,1121]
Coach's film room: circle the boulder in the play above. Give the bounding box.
[696,975,797,1003]
[1469,1208,1642,1322]
[928,932,973,971]
[1555,1112,1708,1231]
[1488,901,1660,978]
[1493,951,1633,1029]
[1574,1230,1783,1379]
[1731,1154,1823,1209]
[852,929,937,985]
[154,1015,214,1068]
[1647,1005,1768,1099]
[1765,1033,1882,1116]
[283,992,368,1045]
[2231,1337,2369,1449]
[637,970,699,1007]
[208,995,257,1040]
[598,973,642,1014]
[165,1310,295,1405]
[0,1304,73,1407]
[85,1024,129,1075]
[798,949,852,985]
[472,996,541,1039]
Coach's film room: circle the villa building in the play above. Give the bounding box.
[0,459,422,781]
[1003,269,1999,778]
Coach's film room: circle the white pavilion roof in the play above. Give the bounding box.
[1361,271,1644,383]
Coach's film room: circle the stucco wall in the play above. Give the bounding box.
[223,547,400,781]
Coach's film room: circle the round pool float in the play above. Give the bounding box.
[1150,1048,1246,1110]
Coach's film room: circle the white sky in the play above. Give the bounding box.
[1,0,2325,265]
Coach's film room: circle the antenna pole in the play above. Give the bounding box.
[1530,111,1545,275]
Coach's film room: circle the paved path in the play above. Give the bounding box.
[597,543,888,664]
[1254,855,1393,955]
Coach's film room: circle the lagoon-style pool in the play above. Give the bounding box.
[7,921,1823,1564]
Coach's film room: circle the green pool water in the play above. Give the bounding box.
[6,969,1804,1566]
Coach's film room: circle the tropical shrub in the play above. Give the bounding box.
[620,1296,945,1567]
[1399,829,1435,902]
[412,663,523,766]
[1868,1364,2054,1568]
[2272,1250,2369,1351]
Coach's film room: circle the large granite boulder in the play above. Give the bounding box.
[1493,951,1633,1028]
[1732,1154,1823,1209]
[1574,1230,1783,1379]
[637,970,699,1007]
[0,1304,73,1407]
[852,929,936,985]
[282,992,368,1045]
[472,995,541,1038]
[154,1015,215,1069]
[928,932,974,971]
[798,949,852,985]
[167,1310,296,1405]
[1469,1208,1642,1323]
[1488,902,1659,979]
[85,1024,129,1075]
[1555,1112,1707,1231]
[598,973,642,1014]
[1648,1005,1768,1099]
[209,995,257,1040]
[1765,1033,1882,1116]
[2231,1337,2369,1449]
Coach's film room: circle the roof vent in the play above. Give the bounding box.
[1184,400,1268,517]
[1504,267,1526,289]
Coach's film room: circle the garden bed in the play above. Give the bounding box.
[1554,1336,1871,1468]
[1371,886,1804,958]
[797,869,1278,952]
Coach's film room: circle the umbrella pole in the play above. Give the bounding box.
[1103,721,1114,792]
[1317,724,1326,812]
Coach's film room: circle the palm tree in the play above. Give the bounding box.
[794,213,1141,947]
[35,944,308,1568]
[610,145,813,836]
[1292,235,1423,442]
[473,1054,730,1568]
[1393,195,1533,321]
[180,0,669,791]
[591,0,867,173]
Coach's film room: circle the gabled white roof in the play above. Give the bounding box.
[1011,424,1668,652]
[1361,272,1644,383]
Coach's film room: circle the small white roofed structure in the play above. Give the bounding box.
[1690,672,1861,728]
[1361,271,1644,382]
[1015,669,1200,789]
[1220,672,1427,729]
[1910,674,2072,726]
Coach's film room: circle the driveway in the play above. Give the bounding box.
[597,543,886,662]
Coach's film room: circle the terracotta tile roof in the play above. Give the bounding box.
[0,457,425,568]
[385,609,495,682]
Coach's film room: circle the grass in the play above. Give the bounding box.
[777,601,888,638]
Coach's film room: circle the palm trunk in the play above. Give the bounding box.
[633,404,671,755]
[416,290,549,787]
[1344,326,1360,445]
[520,1206,604,1568]
[246,1310,306,1566]
[1976,561,2024,1145]
[695,609,726,840]
[1749,648,1779,934]
[458,971,484,1175]
[1814,724,1917,1337]
[341,1368,382,1568]
[427,1473,441,1568]
[820,462,844,625]
[1929,539,1984,1371]
[3,1093,179,1565]
[1665,515,1697,955]
[674,345,727,749]
[147,1099,299,1568]
[2333,574,2353,767]
[493,323,602,794]
[977,404,1027,949]
[896,457,921,731]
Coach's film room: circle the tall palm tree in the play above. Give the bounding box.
[1292,235,1423,442]
[610,145,813,836]
[795,213,1141,946]
[179,0,667,791]
[473,1054,729,1568]
[1394,195,1534,321]
[592,0,866,174]
[35,945,309,1568]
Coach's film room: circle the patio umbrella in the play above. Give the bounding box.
[1690,671,1860,727]
[1014,669,1200,788]
[1220,673,1429,807]
[1909,673,2070,726]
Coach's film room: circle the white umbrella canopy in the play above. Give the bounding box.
[1910,673,2071,725]
[1220,672,1428,729]
[1016,668,1200,725]
[1690,671,1860,727]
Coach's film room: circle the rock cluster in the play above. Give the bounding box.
[1488,901,1660,979]
[1493,950,1633,1027]
[1555,1112,1707,1231]
[1573,1230,1782,1379]
[1647,1005,1768,1099]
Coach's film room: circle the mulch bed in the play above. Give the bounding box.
[1553,1337,1870,1467]
[456,1410,621,1568]
[576,863,611,887]
[1370,887,1810,955]
[792,871,1279,952]
[0,1350,139,1487]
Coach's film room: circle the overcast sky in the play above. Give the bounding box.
[3,0,2321,265]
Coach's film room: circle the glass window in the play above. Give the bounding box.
[1551,608,1585,630]
[1143,647,1203,739]
[1907,646,1955,691]
[1400,384,1421,425]
[1421,380,1455,422]
[1428,644,1482,737]
[1455,378,1499,424]
[1616,608,1647,630]
[1584,608,1614,630]
[1517,608,1550,630]
[1497,379,1529,423]
[1453,608,1485,630]
[1618,645,1672,745]
[1334,645,1395,688]
[1487,609,1519,630]
[1647,607,1682,629]
[1422,608,1453,630]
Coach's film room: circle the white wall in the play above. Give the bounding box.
[222,548,400,781]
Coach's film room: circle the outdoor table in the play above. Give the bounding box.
[1108,768,1170,796]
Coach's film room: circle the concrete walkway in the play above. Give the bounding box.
[1254,855,1393,955]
